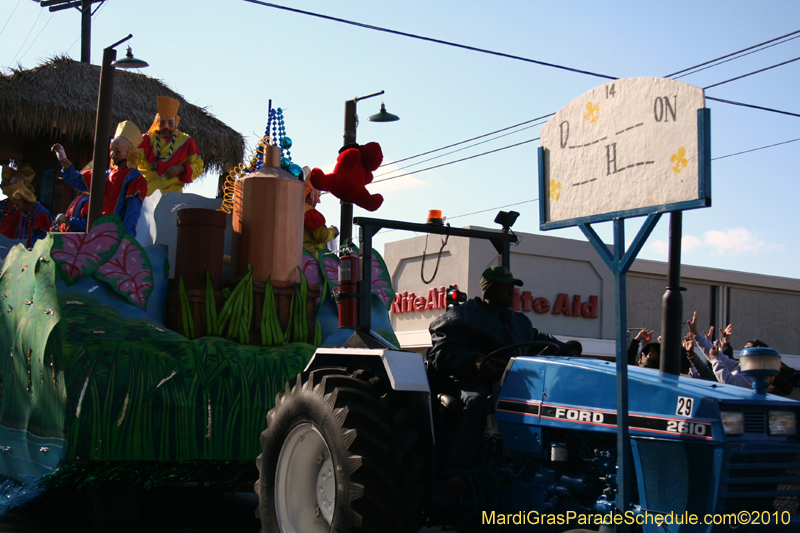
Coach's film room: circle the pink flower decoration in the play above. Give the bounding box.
[95,238,153,309]
[302,254,323,286]
[371,256,392,307]
[51,221,121,284]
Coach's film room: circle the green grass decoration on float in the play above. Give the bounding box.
[205,270,218,336]
[283,267,308,344]
[260,276,284,347]
[178,276,196,340]
[59,292,313,464]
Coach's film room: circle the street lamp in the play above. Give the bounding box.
[368,103,399,123]
[86,34,148,231]
[339,91,399,244]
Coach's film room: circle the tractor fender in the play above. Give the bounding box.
[305,348,430,393]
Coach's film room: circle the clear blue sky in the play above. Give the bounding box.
[2,1,799,278]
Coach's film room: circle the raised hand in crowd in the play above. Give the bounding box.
[682,333,694,353]
[721,323,732,342]
[686,312,699,337]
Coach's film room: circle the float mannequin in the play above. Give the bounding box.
[138,96,204,196]
[11,188,52,248]
[303,167,338,254]
[0,164,36,239]
[53,120,148,237]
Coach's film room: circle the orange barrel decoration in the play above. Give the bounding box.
[174,208,228,291]
[232,147,304,283]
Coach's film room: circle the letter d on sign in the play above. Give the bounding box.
[581,296,598,318]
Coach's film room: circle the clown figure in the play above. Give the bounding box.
[53,120,148,237]
[138,96,204,196]
[0,163,36,239]
[303,168,338,254]
[11,188,52,248]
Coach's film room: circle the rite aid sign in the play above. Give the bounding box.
[390,285,598,319]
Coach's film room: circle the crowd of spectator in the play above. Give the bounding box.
[626,310,800,399]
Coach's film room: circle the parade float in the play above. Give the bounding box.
[0,103,398,521]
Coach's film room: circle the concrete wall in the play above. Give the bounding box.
[729,288,800,355]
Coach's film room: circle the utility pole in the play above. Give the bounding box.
[38,0,105,63]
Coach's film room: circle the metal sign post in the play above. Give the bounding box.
[539,77,711,528]
[578,214,660,527]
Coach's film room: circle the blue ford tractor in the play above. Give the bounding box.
[256,218,800,533]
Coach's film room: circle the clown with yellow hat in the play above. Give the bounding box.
[10,186,52,248]
[137,96,204,196]
[0,163,38,240]
[52,120,148,237]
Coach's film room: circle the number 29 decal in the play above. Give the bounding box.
[676,396,694,417]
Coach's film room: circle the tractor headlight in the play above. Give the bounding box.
[768,411,797,435]
[721,411,744,436]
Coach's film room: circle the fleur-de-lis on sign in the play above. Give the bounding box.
[584,101,599,124]
[549,179,562,201]
[670,147,688,174]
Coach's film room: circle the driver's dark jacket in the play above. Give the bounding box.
[428,297,567,381]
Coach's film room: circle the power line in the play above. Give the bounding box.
[372,126,800,191]
[242,1,799,150]
[376,26,800,175]
[381,198,539,233]
[244,1,800,134]
[375,119,547,179]
[672,34,800,80]
[9,6,43,66]
[18,13,55,64]
[242,0,616,81]
[665,28,800,78]
[381,135,800,231]
[322,19,800,183]
[372,137,539,184]
[705,96,800,118]
[712,137,800,161]
[447,199,538,221]
[703,56,800,90]
[65,0,109,56]
[0,0,22,39]
[381,135,800,228]
[380,113,554,168]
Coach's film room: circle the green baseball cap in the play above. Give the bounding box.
[480,265,523,290]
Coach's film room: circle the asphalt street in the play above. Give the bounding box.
[0,486,456,532]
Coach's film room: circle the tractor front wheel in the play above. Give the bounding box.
[257,367,423,533]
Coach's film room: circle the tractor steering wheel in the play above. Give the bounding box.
[481,340,563,363]
[474,341,563,385]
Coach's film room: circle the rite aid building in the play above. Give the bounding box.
[383,228,800,365]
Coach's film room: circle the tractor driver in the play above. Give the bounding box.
[427,265,577,476]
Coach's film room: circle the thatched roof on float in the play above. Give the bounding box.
[0,56,244,174]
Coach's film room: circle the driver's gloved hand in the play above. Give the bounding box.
[475,356,503,382]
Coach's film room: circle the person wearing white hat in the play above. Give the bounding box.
[52,120,148,237]
[137,96,204,196]
[11,187,52,248]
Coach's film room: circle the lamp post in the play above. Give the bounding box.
[338,91,399,245]
[86,35,148,231]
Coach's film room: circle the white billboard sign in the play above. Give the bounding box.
[539,77,710,229]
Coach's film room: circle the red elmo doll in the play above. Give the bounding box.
[309,142,383,212]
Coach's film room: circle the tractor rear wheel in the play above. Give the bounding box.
[257,367,423,533]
